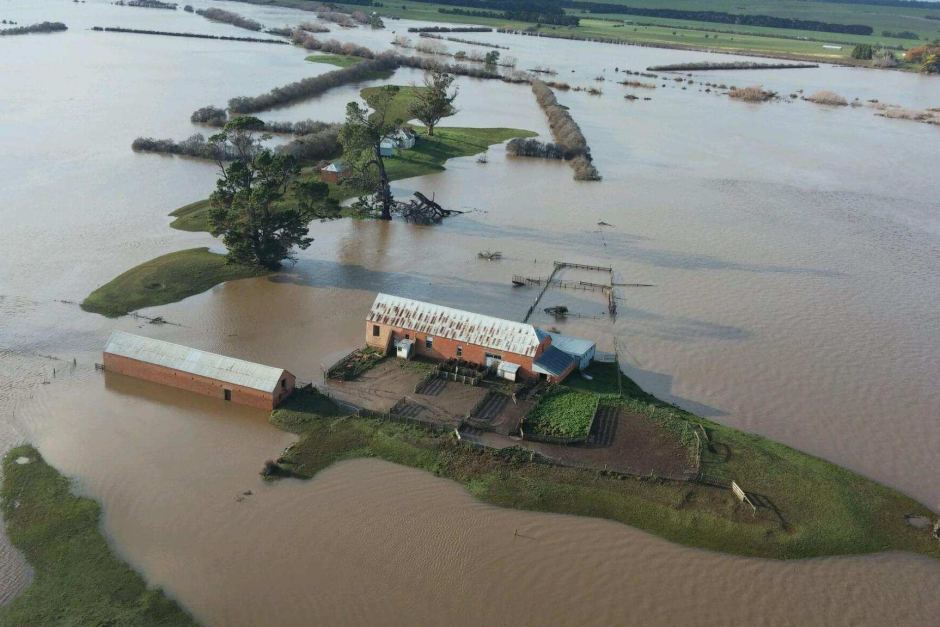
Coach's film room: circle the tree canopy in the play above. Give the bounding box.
[409,70,458,136]
[207,116,323,269]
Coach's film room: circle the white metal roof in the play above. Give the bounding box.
[367,293,543,357]
[545,332,596,358]
[104,331,287,393]
[497,362,520,374]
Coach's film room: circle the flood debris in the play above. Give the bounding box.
[393,191,463,224]
[478,250,503,260]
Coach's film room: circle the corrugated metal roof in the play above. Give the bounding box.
[533,345,577,377]
[368,293,543,357]
[545,332,596,358]
[104,331,287,393]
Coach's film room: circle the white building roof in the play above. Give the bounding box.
[104,331,287,393]
[367,293,543,357]
[545,332,596,357]
[322,161,346,173]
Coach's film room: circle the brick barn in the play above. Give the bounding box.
[365,293,584,383]
[103,331,295,410]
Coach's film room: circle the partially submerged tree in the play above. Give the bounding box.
[484,50,500,70]
[208,116,322,269]
[409,70,458,136]
[338,87,401,220]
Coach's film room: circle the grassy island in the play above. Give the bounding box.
[0,446,196,626]
[305,53,364,68]
[81,247,268,317]
[266,364,940,561]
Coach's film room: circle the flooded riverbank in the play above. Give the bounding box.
[2,0,940,623]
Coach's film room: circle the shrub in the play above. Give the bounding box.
[851,44,873,60]
[728,85,775,102]
[506,137,565,159]
[805,90,848,106]
[190,105,227,126]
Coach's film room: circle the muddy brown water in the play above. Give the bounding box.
[2,0,940,622]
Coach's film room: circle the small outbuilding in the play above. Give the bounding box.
[497,361,521,382]
[103,331,295,410]
[392,127,417,150]
[379,138,397,157]
[395,338,415,359]
[546,332,596,370]
[319,160,348,184]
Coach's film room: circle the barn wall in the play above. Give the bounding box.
[365,322,541,380]
[103,353,290,410]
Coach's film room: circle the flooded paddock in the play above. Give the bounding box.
[2,0,940,623]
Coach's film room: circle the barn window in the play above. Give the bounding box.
[456,346,463,357]
[425,336,434,350]
[281,379,286,389]
[224,389,232,401]
[372,324,380,337]
[405,333,410,339]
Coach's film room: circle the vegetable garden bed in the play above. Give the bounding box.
[523,388,599,443]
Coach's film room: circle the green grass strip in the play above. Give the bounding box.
[0,445,197,626]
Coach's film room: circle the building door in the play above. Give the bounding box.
[485,353,502,368]
[223,389,232,401]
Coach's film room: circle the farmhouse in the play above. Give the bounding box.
[365,293,594,383]
[103,331,295,409]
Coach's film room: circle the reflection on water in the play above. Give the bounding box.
[2,0,940,623]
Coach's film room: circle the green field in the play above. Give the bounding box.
[360,84,438,124]
[266,367,940,560]
[331,0,940,63]
[0,446,197,626]
[81,247,268,317]
[168,198,212,232]
[305,53,365,67]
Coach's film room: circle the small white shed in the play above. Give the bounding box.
[396,339,415,359]
[380,137,397,157]
[497,361,521,381]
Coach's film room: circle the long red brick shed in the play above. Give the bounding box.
[103,331,295,409]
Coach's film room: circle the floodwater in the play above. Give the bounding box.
[2,0,940,623]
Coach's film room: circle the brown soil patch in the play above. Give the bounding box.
[524,406,696,480]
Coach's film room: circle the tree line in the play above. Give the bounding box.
[217,31,531,116]
[195,8,263,32]
[561,2,874,36]
[133,122,342,164]
[114,1,177,9]
[407,26,492,33]
[438,7,579,26]
[91,26,286,44]
[529,80,600,181]
[0,21,67,36]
